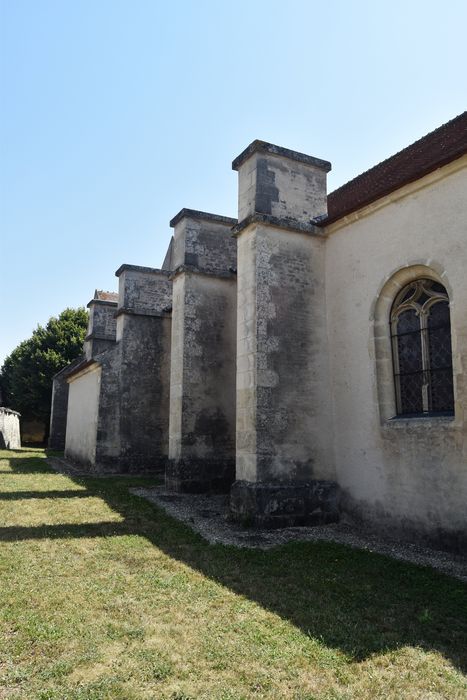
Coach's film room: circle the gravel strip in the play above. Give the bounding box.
[45,458,466,582]
[131,486,467,583]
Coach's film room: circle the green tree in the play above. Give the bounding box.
[0,308,88,435]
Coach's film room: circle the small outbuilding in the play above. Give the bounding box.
[0,407,21,449]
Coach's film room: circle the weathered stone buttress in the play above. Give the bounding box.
[166,210,238,492]
[230,141,340,526]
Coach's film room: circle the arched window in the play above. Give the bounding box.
[391,279,454,416]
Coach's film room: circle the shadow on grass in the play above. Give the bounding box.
[1,451,466,674]
[0,490,90,500]
[3,448,47,454]
[0,455,57,474]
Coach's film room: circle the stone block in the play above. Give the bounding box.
[230,479,340,528]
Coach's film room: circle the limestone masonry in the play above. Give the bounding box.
[50,113,467,552]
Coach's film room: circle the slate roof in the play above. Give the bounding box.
[321,111,467,226]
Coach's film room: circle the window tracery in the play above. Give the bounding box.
[390,279,454,416]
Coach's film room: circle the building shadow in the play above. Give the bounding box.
[0,455,55,474]
[4,448,47,454]
[0,490,90,500]
[1,455,466,675]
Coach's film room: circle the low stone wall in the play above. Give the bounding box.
[0,408,21,449]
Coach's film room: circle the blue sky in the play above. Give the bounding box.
[1,0,466,365]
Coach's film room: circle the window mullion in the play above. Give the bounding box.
[419,311,430,413]
[390,319,402,414]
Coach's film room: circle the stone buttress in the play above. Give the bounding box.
[230,141,340,526]
[49,293,117,452]
[166,209,238,492]
[63,272,172,472]
[111,265,172,471]
[84,291,119,359]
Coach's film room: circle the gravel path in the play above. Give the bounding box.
[45,458,466,582]
[131,486,467,583]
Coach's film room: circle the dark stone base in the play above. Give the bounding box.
[48,437,65,451]
[63,452,167,476]
[230,479,341,528]
[117,453,167,474]
[166,457,235,494]
[340,490,467,555]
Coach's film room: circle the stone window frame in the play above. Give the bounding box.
[391,278,453,416]
[371,262,456,425]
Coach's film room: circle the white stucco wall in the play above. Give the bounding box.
[65,364,101,466]
[324,155,467,545]
[0,409,21,449]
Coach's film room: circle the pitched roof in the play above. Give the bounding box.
[64,357,99,380]
[52,355,86,380]
[321,111,467,226]
[93,290,119,302]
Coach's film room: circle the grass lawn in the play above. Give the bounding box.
[0,449,466,700]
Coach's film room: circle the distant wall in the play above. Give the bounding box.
[0,408,21,449]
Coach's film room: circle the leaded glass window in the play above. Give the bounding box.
[390,279,454,416]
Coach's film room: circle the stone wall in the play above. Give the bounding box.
[0,408,21,449]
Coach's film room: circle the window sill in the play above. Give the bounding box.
[383,414,455,429]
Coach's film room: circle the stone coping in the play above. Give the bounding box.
[115,264,171,278]
[115,307,171,320]
[87,298,118,308]
[232,212,325,237]
[169,264,237,281]
[0,407,21,417]
[170,208,237,229]
[232,140,332,172]
[84,332,116,342]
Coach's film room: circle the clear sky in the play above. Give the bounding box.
[1,0,466,365]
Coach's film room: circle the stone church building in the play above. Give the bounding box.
[50,113,467,552]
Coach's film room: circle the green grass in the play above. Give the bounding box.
[0,448,466,699]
